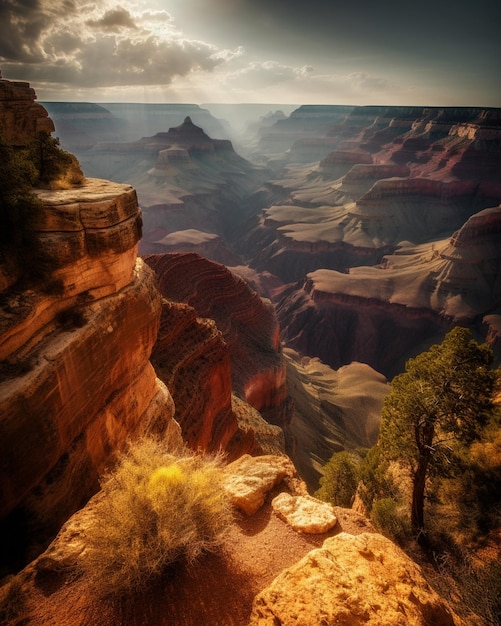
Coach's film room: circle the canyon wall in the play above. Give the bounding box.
[0,77,182,571]
[144,253,291,429]
[240,105,501,375]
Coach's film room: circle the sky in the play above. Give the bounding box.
[1,0,500,106]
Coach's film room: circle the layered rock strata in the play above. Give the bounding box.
[76,116,270,262]
[277,206,501,376]
[144,252,291,428]
[0,78,181,567]
[0,72,54,145]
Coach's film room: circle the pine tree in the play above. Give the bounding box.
[379,327,496,542]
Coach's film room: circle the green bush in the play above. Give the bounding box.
[79,438,232,597]
[29,132,83,188]
[371,497,410,542]
[315,451,360,507]
[357,446,399,513]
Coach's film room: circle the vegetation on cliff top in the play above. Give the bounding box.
[0,130,83,287]
[79,438,233,598]
[318,327,501,624]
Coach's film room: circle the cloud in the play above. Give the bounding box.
[0,0,238,90]
[227,60,314,88]
[347,73,392,92]
[86,7,138,32]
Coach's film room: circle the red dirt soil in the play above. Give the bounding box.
[12,500,373,626]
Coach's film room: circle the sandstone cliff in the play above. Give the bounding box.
[0,178,182,571]
[239,105,501,375]
[144,253,291,430]
[276,205,501,377]
[0,77,181,573]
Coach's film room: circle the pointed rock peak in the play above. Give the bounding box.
[166,115,213,144]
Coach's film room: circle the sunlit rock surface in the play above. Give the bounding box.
[0,74,180,568]
[249,532,464,625]
[223,454,303,516]
[276,206,501,377]
[284,349,389,489]
[271,492,338,534]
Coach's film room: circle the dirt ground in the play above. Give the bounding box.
[3,500,373,626]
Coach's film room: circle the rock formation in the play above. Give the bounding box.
[144,253,291,428]
[271,492,338,534]
[277,206,501,377]
[223,454,302,515]
[0,77,181,572]
[249,532,464,625]
[72,115,271,264]
[239,105,501,376]
[0,72,54,145]
[1,454,467,626]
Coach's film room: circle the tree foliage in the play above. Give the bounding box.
[315,450,360,507]
[28,131,83,188]
[0,134,40,250]
[379,327,496,540]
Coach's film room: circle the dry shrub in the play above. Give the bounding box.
[79,438,232,597]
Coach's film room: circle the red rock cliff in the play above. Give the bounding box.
[144,253,291,428]
[0,77,181,569]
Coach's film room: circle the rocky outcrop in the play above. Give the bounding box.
[144,253,291,428]
[0,71,54,145]
[271,492,338,534]
[276,205,501,376]
[249,532,464,625]
[0,75,180,574]
[223,454,303,516]
[149,297,239,454]
[42,102,229,152]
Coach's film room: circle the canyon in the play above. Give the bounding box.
[0,73,500,624]
[53,99,501,380]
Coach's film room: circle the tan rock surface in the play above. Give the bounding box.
[271,492,337,534]
[249,532,464,626]
[0,496,373,626]
[0,75,54,145]
[224,454,302,515]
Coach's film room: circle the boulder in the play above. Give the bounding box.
[223,454,300,515]
[271,492,337,534]
[249,532,464,625]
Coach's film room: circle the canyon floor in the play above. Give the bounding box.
[7,491,372,626]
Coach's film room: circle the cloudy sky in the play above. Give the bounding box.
[1,0,500,106]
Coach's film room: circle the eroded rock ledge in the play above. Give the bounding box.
[0,167,178,570]
[144,252,291,428]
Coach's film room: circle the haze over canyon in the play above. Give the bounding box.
[0,70,500,625]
